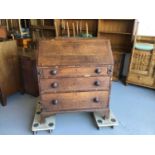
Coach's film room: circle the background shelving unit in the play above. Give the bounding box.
[0,19,138,82]
[30,19,56,40]
[97,19,138,80]
[56,19,98,37]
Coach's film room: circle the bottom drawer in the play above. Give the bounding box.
[127,73,154,87]
[41,91,109,112]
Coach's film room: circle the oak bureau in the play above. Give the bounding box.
[37,38,114,123]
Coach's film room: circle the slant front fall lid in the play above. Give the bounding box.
[37,38,113,67]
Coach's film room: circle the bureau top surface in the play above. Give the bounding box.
[37,38,113,67]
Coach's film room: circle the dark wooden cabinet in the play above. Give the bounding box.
[37,38,113,122]
[0,40,21,106]
[19,48,39,96]
[112,52,124,80]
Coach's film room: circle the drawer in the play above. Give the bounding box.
[39,76,110,93]
[39,66,111,78]
[41,91,109,112]
[127,73,154,86]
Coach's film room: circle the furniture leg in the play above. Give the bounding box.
[0,91,7,106]
[98,109,110,119]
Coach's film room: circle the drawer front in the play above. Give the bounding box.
[127,73,154,86]
[40,66,110,78]
[39,77,110,93]
[41,91,109,111]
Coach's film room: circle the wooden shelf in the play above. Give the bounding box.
[112,46,132,53]
[61,28,94,33]
[98,31,132,35]
[30,25,55,30]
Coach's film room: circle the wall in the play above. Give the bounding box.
[137,18,155,36]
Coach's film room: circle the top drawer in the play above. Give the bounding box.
[39,66,112,78]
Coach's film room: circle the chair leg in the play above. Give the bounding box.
[0,90,7,106]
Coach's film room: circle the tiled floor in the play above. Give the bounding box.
[0,82,155,135]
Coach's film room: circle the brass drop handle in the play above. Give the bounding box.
[50,69,57,75]
[52,99,59,105]
[94,80,100,86]
[93,97,100,103]
[95,68,101,74]
[51,82,59,88]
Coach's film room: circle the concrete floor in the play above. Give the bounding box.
[0,82,155,135]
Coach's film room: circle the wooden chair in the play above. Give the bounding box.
[126,36,155,89]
